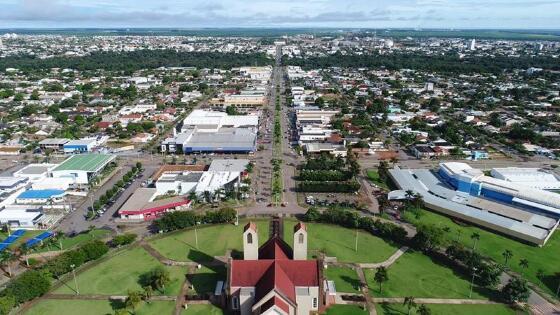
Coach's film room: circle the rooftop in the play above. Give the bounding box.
[52,154,115,172]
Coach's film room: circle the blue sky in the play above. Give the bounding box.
[0,0,559,29]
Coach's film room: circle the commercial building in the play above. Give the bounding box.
[0,206,45,229]
[63,139,97,153]
[118,188,192,221]
[13,164,58,182]
[38,138,69,152]
[15,189,65,204]
[162,110,258,154]
[490,168,560,190]
[227,221,332,315]
[0,177,28,195]
[388,164,559,246]
[50,154,116,186]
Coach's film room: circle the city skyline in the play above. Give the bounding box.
[1,0,559,29]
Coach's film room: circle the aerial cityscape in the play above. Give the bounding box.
[0,1,560,315]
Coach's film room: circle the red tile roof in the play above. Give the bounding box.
[244,221,257,232]
[260,296,290,314]
[258,237,292,260]
[294,222,306,233]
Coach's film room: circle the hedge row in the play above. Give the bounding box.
[297,180,360,193]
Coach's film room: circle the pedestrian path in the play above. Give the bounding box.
[358,246,408,269]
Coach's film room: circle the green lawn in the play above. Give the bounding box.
[366,251,493,299]
[404,208,560,296]
[325,266,362,293]
[366,169,390,190]
[34,229,112,253]
[25,299,175,315]
[148,220,270,262]
[325,304,369,315]
[375,302,526,315]
[54,247,185,296]
[182,304,225,315]
[283,220,399,263]
[188,266,226,295]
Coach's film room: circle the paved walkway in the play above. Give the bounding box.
[372,297,501,304]
[358,247,408,269]
[356,267,377,315]
[44,293,176,301]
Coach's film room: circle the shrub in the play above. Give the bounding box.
[112,233,137,247]
[2,270,50,304]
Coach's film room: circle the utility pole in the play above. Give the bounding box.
[355,230,359,252]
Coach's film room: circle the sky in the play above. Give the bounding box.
[0,0,559,29]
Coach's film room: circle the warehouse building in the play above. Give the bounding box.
[50,154,116,187]
[162,110,258,154]
[63,139,97,154]
[15,189,65,204]
[490,167,560,190]
[388,164,559,246]
[13,164,58,183]
[118,188,192,221]
[438,162,560,218]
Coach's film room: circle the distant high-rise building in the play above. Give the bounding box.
[469,39,476,51]
[0,38,3,49]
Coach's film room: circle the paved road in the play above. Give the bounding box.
[244,45,305,216]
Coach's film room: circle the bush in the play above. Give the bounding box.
[42,240,108,278]
[154,208,237,232]
[297,180,360,193]
[112,233,138,246]
[0,296,15,315]
[2,270,50,304]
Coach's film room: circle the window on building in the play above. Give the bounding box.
[247,233,253,244]
[312,297,318,308]
[232,296,239,309]
[298,233,304,244]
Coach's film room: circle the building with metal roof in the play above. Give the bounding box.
[51,154,116,186]
[388,166,558,246]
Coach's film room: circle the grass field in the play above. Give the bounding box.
[182,304,225,315]
[283,220,399,263]
[366,251,493,299]
[34,229,111,253]
[366,169,390,190]
[188,265,226,295]
[325,266,362,293]
[325,304,369,315]
[403,208,560,297]
[375,302,527,315]
[25,299,175,315]
[54,247,185,296]
[148,220,270,262]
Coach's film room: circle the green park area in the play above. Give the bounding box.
[148,220,270,262]
[367,251,493,299]
[25,299,175,315]
[54,247,185,296]
[182,304,225,315]
[403,208,560,296]
[326,304,369,315]
[375,302,527,315]
[325,266,362,293]
[35,229,111,253]
[187,265,226,295]
[366,169,390,190]
[283,220,399,263]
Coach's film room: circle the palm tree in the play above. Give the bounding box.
[0,251,14,277]
[403,296,417,315]
[374,266,389,292]
[470,232,480,251]
[150,267,170,292]
[404,190,415,200]
[125,290,142,314]
[519,259,529,272]
[418,304,432,315]
[502,249,513,267]
[19,244,30,267]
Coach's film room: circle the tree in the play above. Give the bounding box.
[143,285,153,304]
[501,276,530,304]
[502,249,513,267]
[148,266,170,292]
[0,295,15,315]
[418,304,432,315]
[403,296,417,315]
[374,266,389,292]
[125,290,142,314]
[470,232,481,251]
[519,259,529,271]
[0,251,15,277]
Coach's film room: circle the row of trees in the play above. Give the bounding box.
[0,240,109,313]
[297,170,354,182]
[284,52,560,74]
[297,180,361,193]
[153,207,237,232]
[0,51,273,72]
[90,162,143,218]
[303,207,408,244]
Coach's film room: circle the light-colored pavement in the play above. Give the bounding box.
[358,246,408,269]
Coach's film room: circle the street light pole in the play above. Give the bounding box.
[71,264,79,295]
